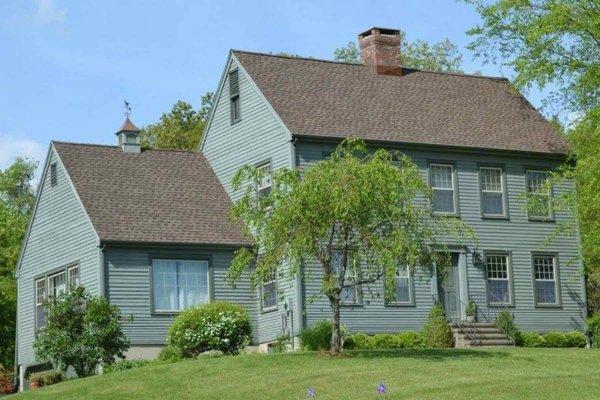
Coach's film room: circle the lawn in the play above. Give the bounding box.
[11,348,600,400]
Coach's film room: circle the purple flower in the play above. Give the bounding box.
[307,388,316,397]
[377,383,387,395]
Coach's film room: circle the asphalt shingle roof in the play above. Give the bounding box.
[233,51,568,155]
[53,142,249,245]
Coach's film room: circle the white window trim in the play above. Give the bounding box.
[35,278,46,329]
[485,254,513,306]
[533,254,560,306]
[386,266,413,306]
[480,166,506,217]
[260,271,278,312]
[257,162,272,196]
[430,163,457,215]
[152,259,210,313]
[47,270,66,298]
[526,169,552,220]
[68,265,80,288]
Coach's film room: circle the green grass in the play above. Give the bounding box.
[12,348,600,399]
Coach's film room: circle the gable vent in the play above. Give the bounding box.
[50,162,58,187]
[229,69,240,96]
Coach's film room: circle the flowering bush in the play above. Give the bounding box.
[0,365,14,394]
[166,301,251,357]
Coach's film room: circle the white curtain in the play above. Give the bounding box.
[153,260,178,311]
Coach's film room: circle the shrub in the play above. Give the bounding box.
[197,350,224,359]
[273,334,292,353]
[103,359,150,374]
[395,331,427,348]
[33,286,130,377]
[29,370,65,388]
[343,332,426,350]
[587,313,600,348]
[543,331,568,348]
[343,333,372,350]
[157,345,183,362]
[520,332,546,347]
[0,365,14,394]
[299,320,347,351]
[494,310,521,344]
[465,300,477,318]
[562,331,587,348]
[167,301,251,357]
[422,304,453,348]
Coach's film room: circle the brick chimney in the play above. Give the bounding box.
[358,27,402,75]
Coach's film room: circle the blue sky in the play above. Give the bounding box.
[0,0,551,170]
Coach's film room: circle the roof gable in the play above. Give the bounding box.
[233,50,568,155]
[53,142,249,245]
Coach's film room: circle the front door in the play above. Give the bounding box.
[437,253,461,323]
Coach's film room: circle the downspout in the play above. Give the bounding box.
[98,242,106,298]
[289,136,305,339]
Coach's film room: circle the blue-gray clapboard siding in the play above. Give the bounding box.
[201,53,296,343]
[296,141,585,333]
[16,145,100,367]
[104,245,258,344]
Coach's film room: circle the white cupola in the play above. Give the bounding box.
[115,117,142,154]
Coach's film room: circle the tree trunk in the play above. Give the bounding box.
[330,296,342,355]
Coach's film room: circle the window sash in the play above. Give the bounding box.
[257,162,272,195]
[332,250,360,304]
[35,278,47,328]
[430,164,456,214]
[48,271,66,298]
[533,255,558,305]
[261,271,277,310]
[480,167,505,216]
[68,265,80,288]
[390,266,412,304]
[526,170,551,219]
[230,96,241,122]
[152,260,209,312]
[485,255,511,304]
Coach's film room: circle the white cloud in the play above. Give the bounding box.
[0,134,46,171]
[33,0,67,25]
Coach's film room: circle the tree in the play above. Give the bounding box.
[0,158,36,368]
[333,32,464,72]
[465,0,600,313]
[34,287,129,377]
[140,92,213,151]
[228,139,475,354]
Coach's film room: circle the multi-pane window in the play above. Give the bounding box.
[48,271,66,299]
[480,167,506,217]
[430,163,456,214]
[229,69,241,123]
[486,254,511,304]
[257,162,272,197]
[152,260,209,312]
[526,170,552,219]
[68,265,80,288]
[533,254,559,305]
[35,278,46,329]
[261,270,277,311]
[392,266,412,304]
[332,250,360,304]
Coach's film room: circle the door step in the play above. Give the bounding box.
[452,323,514,348]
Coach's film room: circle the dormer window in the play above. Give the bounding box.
[229,69,241,124]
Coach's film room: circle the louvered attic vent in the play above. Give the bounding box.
[229,69,241,123]
[229,69,239,96]
[50,162,58,187]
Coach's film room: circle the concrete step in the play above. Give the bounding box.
[473,338,514,346]
[467,333,508,340]
[452,327,503,334]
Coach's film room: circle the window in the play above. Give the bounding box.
[485,254,511,305]
[68,265,80,288]
[526,170,552,219]
[152,260,209,312]
[261,270,277,311]
[480,167,506,217]
[533,254,559,306]
[125,133,137,144]
[48,271,66,299]
[430,163,456,214]
[50,163,58,187]
[35,278,46,329]
[229,69,241,123]
[332,249,360,304]
[389,266,412,305]
[257,162,272,197]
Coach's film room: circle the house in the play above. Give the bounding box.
[15,27,586,387]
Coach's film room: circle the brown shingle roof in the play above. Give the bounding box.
[53,142,249,245]
[233,51,568,155]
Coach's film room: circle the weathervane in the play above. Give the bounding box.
[124,100,131,118]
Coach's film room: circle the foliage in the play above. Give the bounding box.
[197,350,225,359]
[333,33,464,72]
[0,364,14,394]
[103,359,150,374]
[587,312,600,348]
[273,333,292,353]
[518,331,586,348]
[0,158,36,368]
[229,138,475,354]
[465,0,599,112]
[494,310,521,343]
[166,301,251,357]
[465,300,477,317]
[140,94,213,150]
[299,320,345,351]
[157,345,183,363]
[587,271,600,315]
[28,370,65,388]
[343,331,426,350]
[520,332,547,348]
[422,304,453,348]
[34,286,130,377]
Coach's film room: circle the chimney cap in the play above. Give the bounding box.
[358,27,401,39]
[115,117,141,135]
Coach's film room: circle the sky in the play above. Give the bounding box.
[0,0,553,172]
